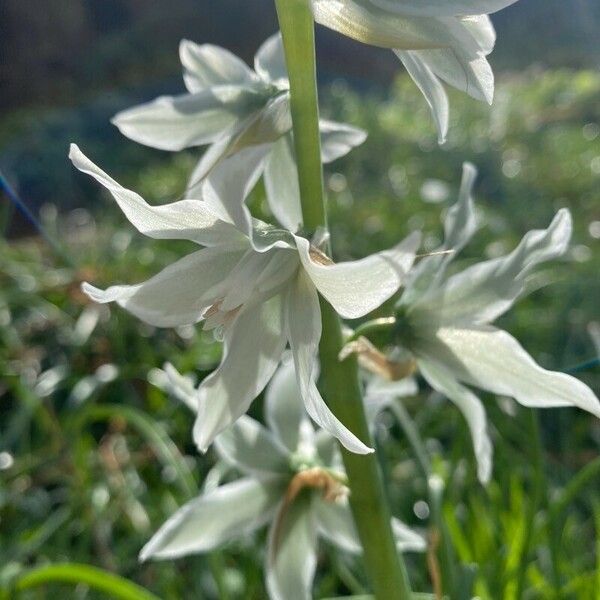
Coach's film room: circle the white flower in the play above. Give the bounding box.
[111,33,366,232]
[383,163,600,483]
[142,359,425,600]
[311,0,519,143]
[70,143,420,455]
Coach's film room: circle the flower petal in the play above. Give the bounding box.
[265,358,306,452]
[461,15,496,54]
[193,294,287,452]
[285,271,373,454]
[111,86,262,150]
[316,497,426,554]
[186,92,291,194]
[315,496,362,554]
[263,134,303,232]
[295,231,420,320]
[140,478,283,561]
[443,162,479,253]
[395,50,449,144]
[364,377,419,422]
[214,415,290,476]
[254,32,289,88]
[312,0,457,50]
[179,40,258,93]
[160,362,198,412]
[415,45,494,104]
[413,209,572,324]
[319,119,368,163]
[417,355,493,483]
[401,162,478,305]
[81,245,245,327]
[391,518,427,552]
[193,143,271,238]
[266,494,317,600]
[429,326,600,418]
[368,0,518,17]
[69,144,241,245]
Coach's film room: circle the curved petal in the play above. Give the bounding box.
[254,32,289,88]
[319,119,368,163]
[392,518,427,552]
[364,377,419,422]
[111,87,262,150]
[403,161,479,308]
[316,497,426,555]
[416,46,493,104]
[395,50,449,144]
[285,271,373,454]
[315,496,362,554]
[417,355,492,483]
[443,162,479,253]
[193,294,287,452]
[312,0,455,50]
[266,495,318,600]
[161,362,198,412]
[295,231,420,320]
[69,144,243,245]
[179,40,258,92]
[140,478,283,561]
[413,209,572,325]
[368,0,518,17]
[186,93,290,194]
[82,245,245,327]
[264,134,303,232]
[461,15,496,54]
[429,326,600,418]
[195,145,270,236]
[265,358,306,452]
[214,415,290,476]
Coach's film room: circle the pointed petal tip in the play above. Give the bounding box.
[68,142,80,161]
[192,418,212,455]
[81,281,103,302]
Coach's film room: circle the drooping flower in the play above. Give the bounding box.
[311,0,519,143]
[111,33,365,231]
[143,359,425,600]
[345,163,600,483]
[70,143,420,455]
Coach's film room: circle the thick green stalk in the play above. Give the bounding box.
[275,1,412,597]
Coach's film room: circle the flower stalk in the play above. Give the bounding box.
[275,0,413,597]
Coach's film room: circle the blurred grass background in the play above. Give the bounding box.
[1,2,600,598]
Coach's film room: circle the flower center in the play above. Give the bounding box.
[202,299,242,339]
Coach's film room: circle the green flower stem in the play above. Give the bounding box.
[393,401,460,598]
[275,1,412,597]
[347,317,398,344]
[274,0,326,234]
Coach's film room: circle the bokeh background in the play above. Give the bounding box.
[1,1,600,598]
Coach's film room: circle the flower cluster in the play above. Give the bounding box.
[72,7,600,598]
[345,164,600,483]
[312,0,518,142]
[146,360,425,599]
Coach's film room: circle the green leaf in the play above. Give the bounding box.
[9,563,161,600]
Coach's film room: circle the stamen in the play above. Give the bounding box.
[309,245,334,266]
[271,467,348,556]
[339,336,417,381]
[202,299,242,333]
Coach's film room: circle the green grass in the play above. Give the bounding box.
[1,70,599,598]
